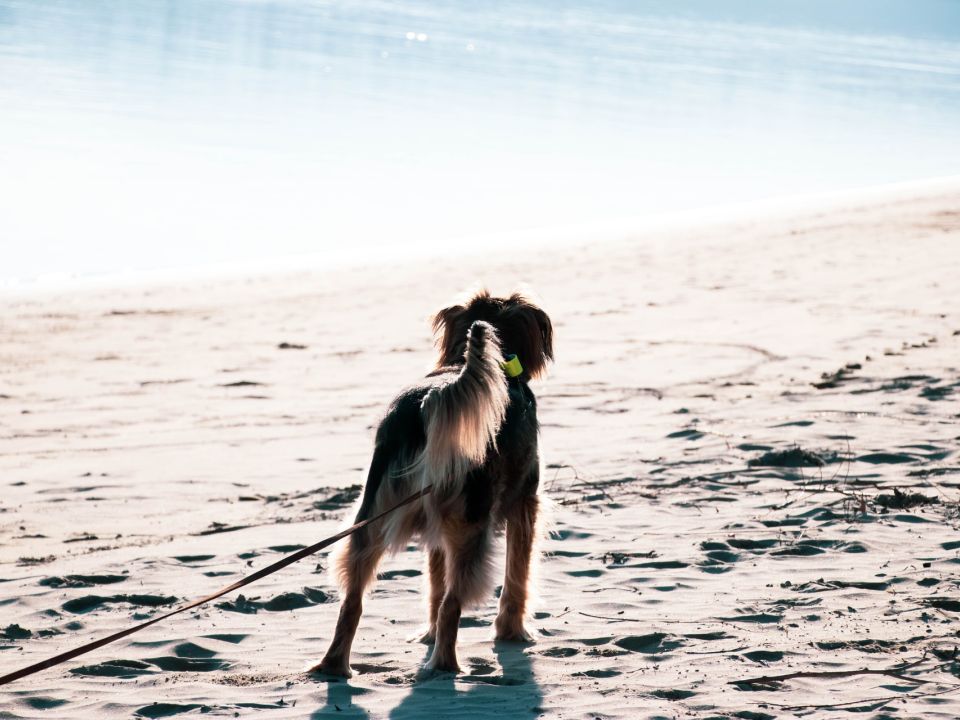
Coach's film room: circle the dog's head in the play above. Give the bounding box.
[432,290,553,380]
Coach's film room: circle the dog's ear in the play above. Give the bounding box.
[504,295,553,379]
[431,303,467,367]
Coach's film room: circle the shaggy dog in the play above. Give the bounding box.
[313,290,553,676]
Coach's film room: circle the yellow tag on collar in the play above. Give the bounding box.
[501,354,523,378]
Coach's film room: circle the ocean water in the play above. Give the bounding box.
[1,0,959,285]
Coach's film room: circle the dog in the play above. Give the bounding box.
[313,290,553,676]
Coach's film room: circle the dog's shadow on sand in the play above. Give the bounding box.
[309,642,543,719]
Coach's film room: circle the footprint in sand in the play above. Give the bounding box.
[39,574,127,588]
[215,587,329,613]
[540,647,579,658]
[613,633,684,655]
[650,688,696,700]
[134,702,212,718]
[70,659,155,678]
[172,554,215,564]
[742,649,785,663]
[61,594,178,614]
[18,698,69,712]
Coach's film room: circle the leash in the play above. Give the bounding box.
[0,485,432,687]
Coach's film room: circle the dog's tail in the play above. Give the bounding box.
[418,320,509,498]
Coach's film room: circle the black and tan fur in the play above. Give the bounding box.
[313,291,553,676]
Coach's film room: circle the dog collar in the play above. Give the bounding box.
[501,354,523,378]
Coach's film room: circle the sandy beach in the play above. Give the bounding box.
[2,180,960,718]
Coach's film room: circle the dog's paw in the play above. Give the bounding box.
[423,649,460,675]
[407,626,436,644]
[308,657,353,678]
[494,625,535,643]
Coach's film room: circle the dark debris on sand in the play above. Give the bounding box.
[874,488,939,510]
[1,623,32,640]
[812,362,861,389]
[310,485,362,511]
[748,447,832,468]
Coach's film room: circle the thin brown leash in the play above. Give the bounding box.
[0,485,432,687]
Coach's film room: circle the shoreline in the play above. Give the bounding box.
[4,172,959,299]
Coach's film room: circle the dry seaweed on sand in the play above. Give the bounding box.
[874,488,939,510]
[812,362,861,389]
[747,447,832,468]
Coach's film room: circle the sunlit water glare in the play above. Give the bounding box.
[2,0,959,284]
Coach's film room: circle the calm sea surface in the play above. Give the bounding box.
[2,1,959,283]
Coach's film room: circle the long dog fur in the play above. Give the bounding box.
[418,320,509,499]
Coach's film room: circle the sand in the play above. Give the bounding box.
[2,180,960,719]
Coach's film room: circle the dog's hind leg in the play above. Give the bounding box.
[312,525,386,678]
[495,493,538,642]
[424,521,491,673]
